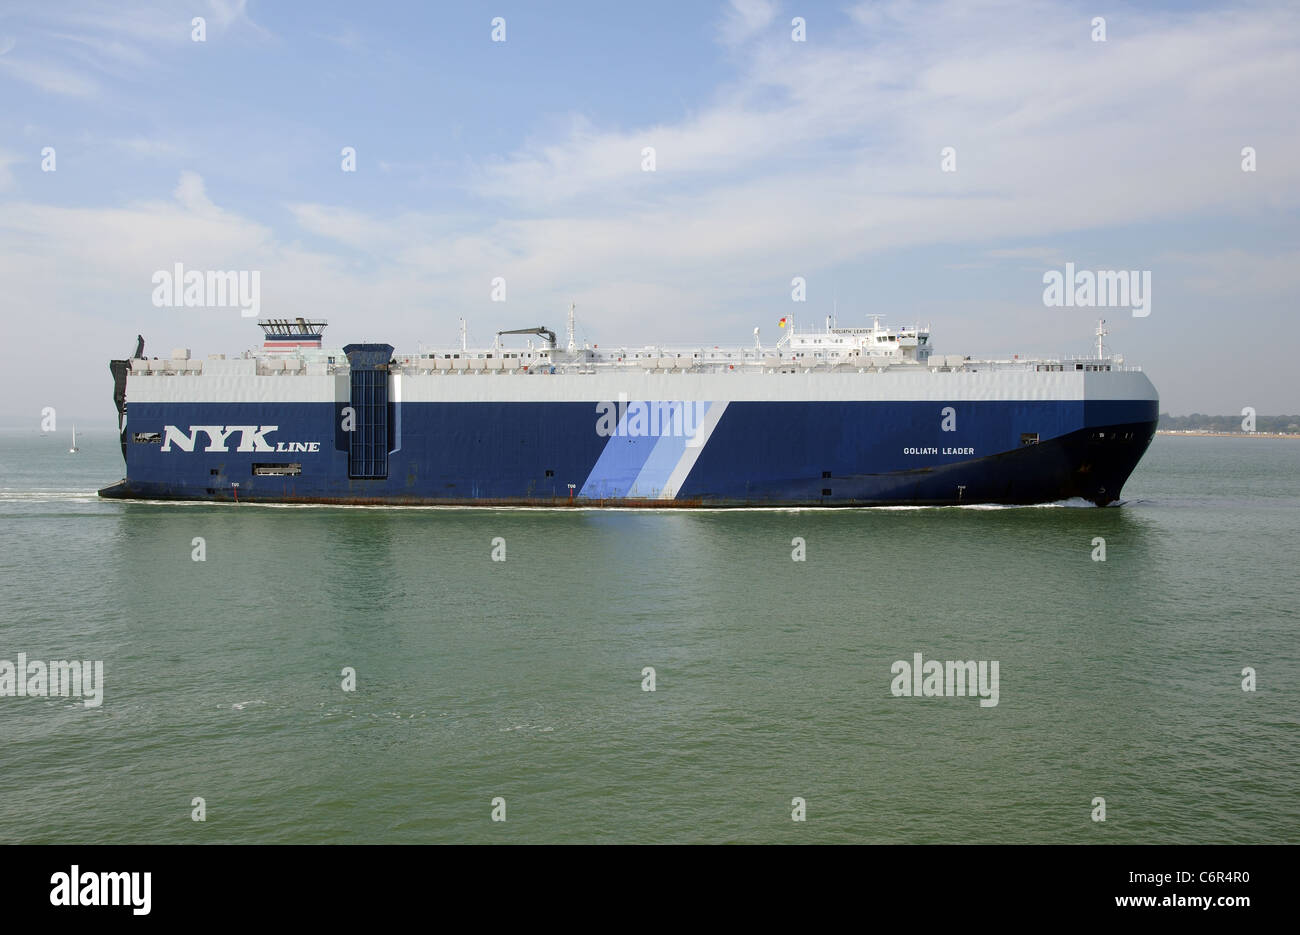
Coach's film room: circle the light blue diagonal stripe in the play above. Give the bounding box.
[578,403,659,499]
[628,402,690,498]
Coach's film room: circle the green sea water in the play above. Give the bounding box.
[1,429,1296,844]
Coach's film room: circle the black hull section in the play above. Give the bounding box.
[824,419,1157,507]
[97,420,1156,508]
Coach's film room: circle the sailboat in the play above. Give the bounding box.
[69,425,79,454]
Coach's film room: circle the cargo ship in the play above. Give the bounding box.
[98,311,1158,507]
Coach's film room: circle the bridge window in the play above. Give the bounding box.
[252,463,302,476]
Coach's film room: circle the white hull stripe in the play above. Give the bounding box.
[660,400,728,500]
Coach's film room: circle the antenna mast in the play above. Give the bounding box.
[1095,319,1108,359]
[566,303,576,353]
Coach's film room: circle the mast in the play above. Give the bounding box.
[1095,319,1108,359]
[566,303,577,353]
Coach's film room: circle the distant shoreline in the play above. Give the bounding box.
[1157,431,1300,439]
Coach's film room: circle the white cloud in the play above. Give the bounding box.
[172,171,215,213]
[1158,247,1300,299]
[43,31,157,70]
[0,49,100,96]
[112,137,188,158]
[719,0,780,46]
[206,0,271,39]
[310,27,366,52]
[985,246,1068,266]
[0,0,272,100]
[0,149,19,190]
[49,0,267,43]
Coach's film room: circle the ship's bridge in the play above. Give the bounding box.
[780,316,931,364]
[259,317,327,352]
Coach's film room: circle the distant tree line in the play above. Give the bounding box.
[1159,413,1300,433]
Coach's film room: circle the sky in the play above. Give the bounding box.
[1,0,1298,428]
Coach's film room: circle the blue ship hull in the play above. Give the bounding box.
[98,398,1158,507]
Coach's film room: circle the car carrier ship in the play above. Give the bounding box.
[98,310,1158,507]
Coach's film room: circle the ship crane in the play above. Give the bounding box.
[497,326,557,349]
